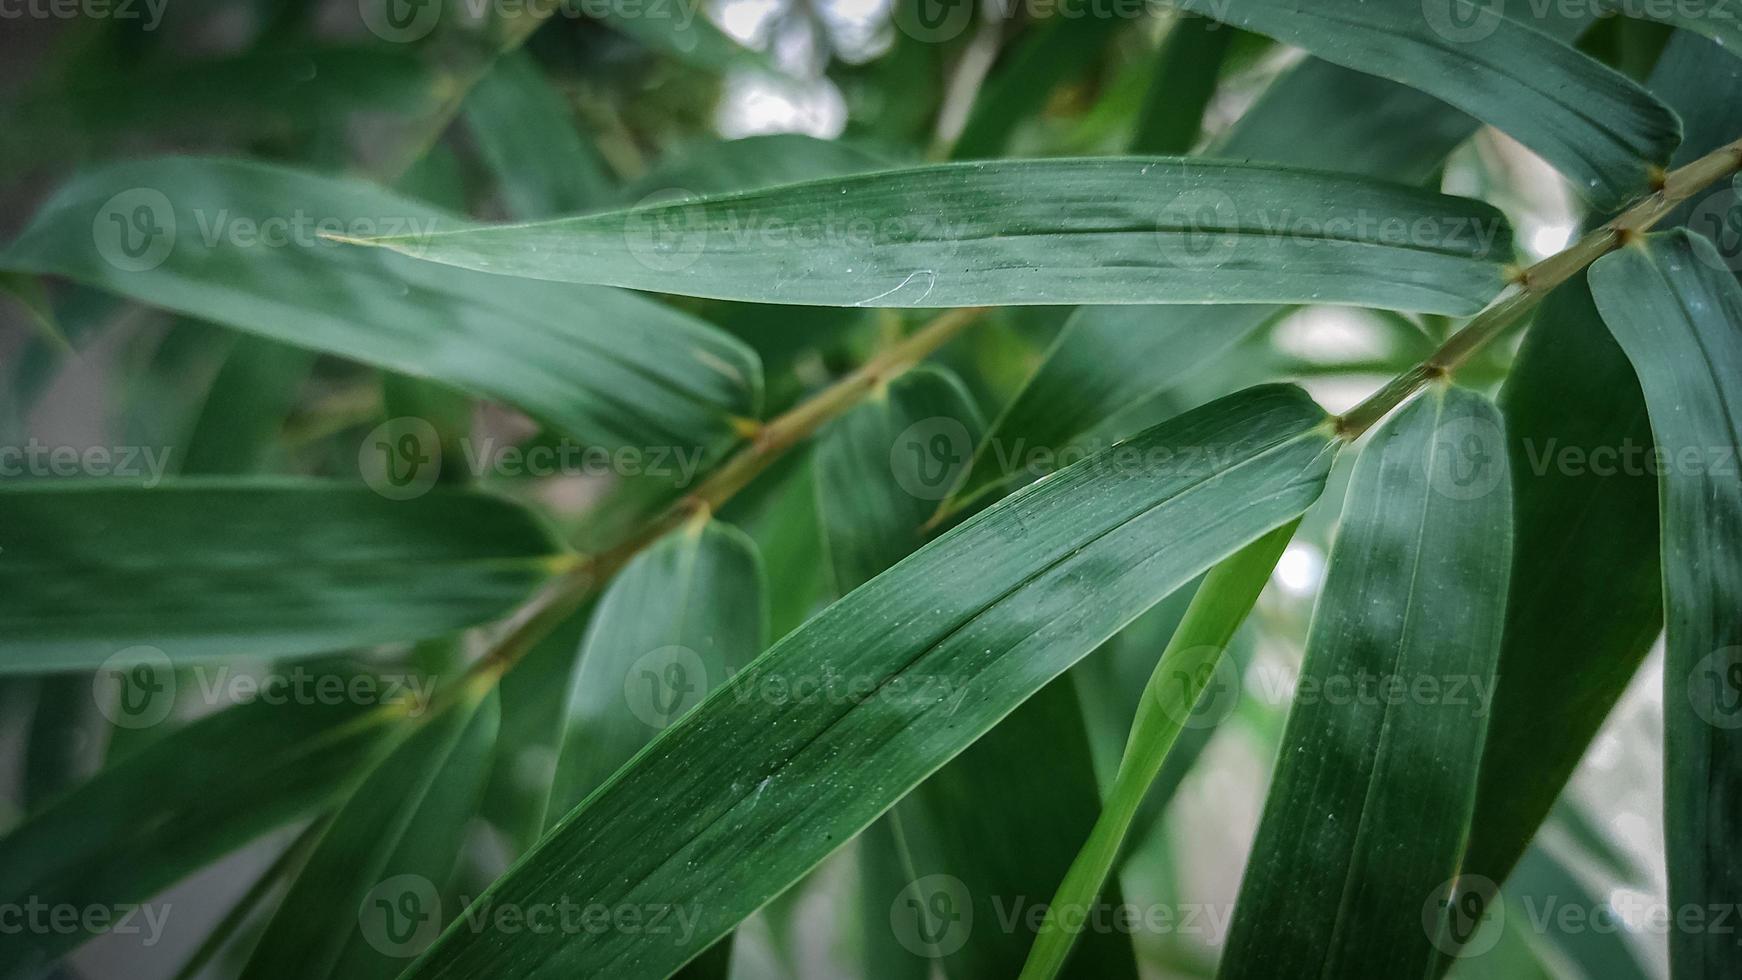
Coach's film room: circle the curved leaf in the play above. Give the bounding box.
[0,481,565,673]
[0,158,762,453]
[1589,229,1742,980]
[405,383,1340,979]
[345,159,1513,314]
[242,689,500,980]
[0,689,405,979]
[1179,0,1680,207]
[1220,384,1514,980]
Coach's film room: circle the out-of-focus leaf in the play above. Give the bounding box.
[1605,0,1742,58]
[1589,229,1742,980]
[349,159,1513,313]
[597,0,771,72]
[1178,0,1680,207]
[0,272,68,352]
[1022,522,1295,979]
[950,13,1129,159]
[626,134,895,198]
[178,336,316,475]
[546,520,767,823]
[0,158,763,455]
[0,691,405,978]
[0,481,565,672]
[813,367,1136,977]
[169,819,328,980]
[1129,14,1235,155]
[242,688,499,980]
[404,384,1339,979]
[1221,384,1513,979]
[463,51,615,219]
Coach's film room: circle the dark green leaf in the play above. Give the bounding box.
[463,51,616,219]
[0,158,762,454]
[1221,384,1513,979]
[243,689,499,980]
[547,520,768,822]
[950,13,1128,159]
[407,383,1339,979]
[1178,0,1680,207]
[0,481,565,672]
[1589,229,1742,980]
[347,159,1513,313]
[625,135,896,199]
[1129,14,1237,155]
[0,691,405,977]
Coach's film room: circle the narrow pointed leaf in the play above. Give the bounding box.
[1221,384,1513,979]
[1130,14,1236,155]
[0,158,762,454]
[1023,521,1295,980]
[242,690,500,980]
[1461,29,1742,902]
[406,383,1340,979]
[1589,229,1742,980]
[0,481,566,672]
[463,51,615,219]
[347,159,1513,314]
[0,691,405,978]
[547,520,768,822]
[1178,0,1680,208]
[814,367,1137,978]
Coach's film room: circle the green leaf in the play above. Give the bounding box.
[0,271,69,352]
[1178,0,1680,208]
[0,158,762,454]
[345,159,1513,314]
[406,383,1340,979]
[242,689,500,980]
[625,134,896,199]
[1220,384,1513,979]
[813,367,1137,977]
[547,520,768,823]
[1021,521,1295,980]
[0,689,405,977]
[0,481,566,673]
[178,335,317,475]
[1461,26,1741,903]
[950,13,1129,159]
[1588,229,1742,980]
[1604,0,1742,60]
[462,51,616,219]
[1129,14,1237,155]
[1458,273,1662,887]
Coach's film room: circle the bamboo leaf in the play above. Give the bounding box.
[1588,229,1742,980]
[0,689,405,978]
[813,367,1138,977]
[242,689,499,980]
[343,159,1513,314]
[950,13,1129,159]
[1021,521,1296,980]
[1220,384,1513,979]
[1129,14,1237,155]
[547,520,768,823]
[405,383,1340,979]
[1178,0,1681,208]
[0,158,762,455]
[462,51,616,219]
[0,481,566,673]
